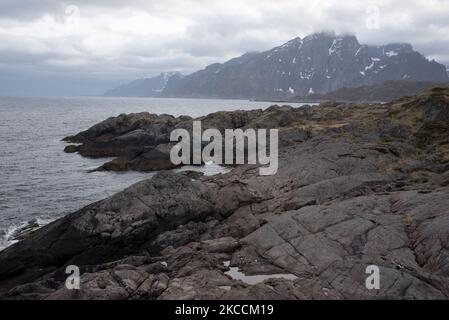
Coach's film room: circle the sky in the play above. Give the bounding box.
[0,0,448,96]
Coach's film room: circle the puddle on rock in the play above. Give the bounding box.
[223,261,298,285]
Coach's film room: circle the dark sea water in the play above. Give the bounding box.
[0,96,309,249]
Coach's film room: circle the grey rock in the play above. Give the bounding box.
[2,87,449,300]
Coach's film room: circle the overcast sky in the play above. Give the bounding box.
[0,0,448,96]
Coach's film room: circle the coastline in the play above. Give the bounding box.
[1,87,449,299]
[0,96,299,251]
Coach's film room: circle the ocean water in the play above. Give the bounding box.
[0,96,309,250]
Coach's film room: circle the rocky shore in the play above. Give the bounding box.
[1,87,449,299]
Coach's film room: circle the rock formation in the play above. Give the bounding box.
[1,87,449,299]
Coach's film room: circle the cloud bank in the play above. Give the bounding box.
[0,0,448,95]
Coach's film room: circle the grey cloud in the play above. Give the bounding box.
[0,0,64,19]
[0,0,448,96]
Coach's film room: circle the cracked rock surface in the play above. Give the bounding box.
[1,87,449,299]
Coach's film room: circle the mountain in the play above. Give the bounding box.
[292,80,449,103]
[106,32,449,99]
[104,72,183,97]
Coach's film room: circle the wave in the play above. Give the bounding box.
[0,217,55,251]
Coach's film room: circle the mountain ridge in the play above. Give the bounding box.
[105,32,449,99]
[291,80,449,103]
[104,72,183,97]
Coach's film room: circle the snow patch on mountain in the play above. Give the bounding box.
[386,50,399,57]
[106,32,449,99]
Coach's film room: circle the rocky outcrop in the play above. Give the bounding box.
[62,106,309,172]
[63,112,190,171]
[1,87,449,299]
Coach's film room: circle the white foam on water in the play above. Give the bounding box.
[0,217,55,251]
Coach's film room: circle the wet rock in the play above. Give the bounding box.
[63,145,79,153]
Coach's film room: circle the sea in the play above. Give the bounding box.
[0,96,309,250]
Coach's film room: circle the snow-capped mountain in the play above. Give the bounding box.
[104,72,183,97]
[162,32,448,99]
[105,32,448,99]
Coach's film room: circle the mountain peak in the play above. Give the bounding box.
[160,71,183,81]
[303,31,335,41]
[282,36,302,45]
[106,31,449,99]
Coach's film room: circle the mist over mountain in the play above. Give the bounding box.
[106,32,448,99]
[104,72,183,97]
